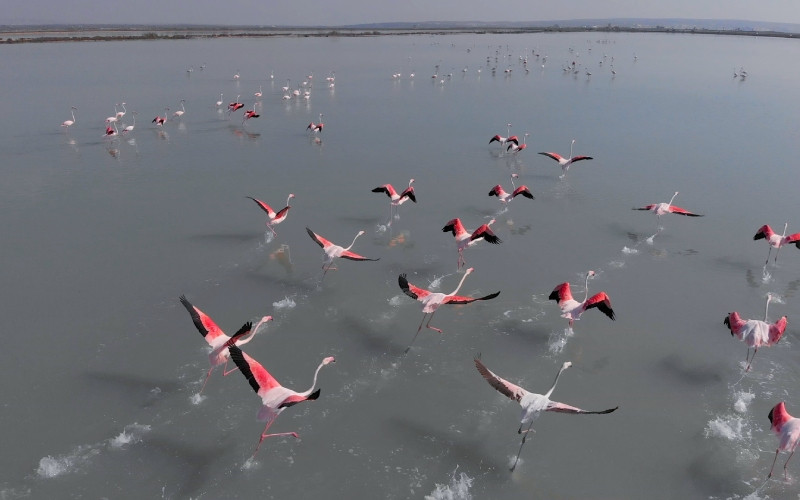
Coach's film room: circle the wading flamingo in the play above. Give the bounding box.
[122,112,137,134]
[372,178,416,223]
[61,106,77,128]
[488,174,534,206]
[475,356,618,471]
[115,102,127,120]
[215,93,224,107]
[442,218,502,270]
[306,227,378,280]
[538,139,593,178]
[549,270,615,328]
[173,100,186,118]
[227,344,335,458]
[754,223,800,266]
[399,268,500,352]
[723,293,787,371]
[767,401,800,479]
[179,295,272,395]
[246,194,294,236]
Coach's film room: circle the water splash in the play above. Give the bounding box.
[621,246,638,255]
[733,391,755,413]
[37,445,101,478]
[109,423,151,449]
[704,415,751,441]
[425,468,473,500]
[190,393,206,405]
[388,295,406,307]
[273,296,296,309]
[547,327,574,354]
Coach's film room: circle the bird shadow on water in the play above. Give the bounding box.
[339,315,406,356]
[657,353,724,386]
[82,371,182,409]
[186,232,261,244]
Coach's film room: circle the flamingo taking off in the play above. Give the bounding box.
[474,356,618,471]
[723,293,787,371]
[242,107,260,125]
[306,227,378,280]
[442,218,502,270]
[61,106,77,128]
[104,122,119,137]
[538,139,593,178]
[767,401,800,479]
[228,95,244,116]
[399,268,500,352]
[549,270,615,328]
[633,191,703,227]
[754,223,800,266]
[372,178,416,223]
[507,132,529,154]
[227,344,335,458]
[246,194,294,236]
[152,108,169,127]
[179,295,272,395]
[489,123,517,149]
[488,174,534,206]
[307,113,324,133]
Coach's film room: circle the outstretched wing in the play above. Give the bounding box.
[569,155,593,163]
[227,344,281,396]
[306,227,333,249]
[785,233,800,248]
[372,185,395,198]
[474,356,526,402]
[398,274,431,301]
[538,152,564,162]
[179,295,227,344]
[668,205,703,217]
[548,282,573,305]
[401,186,416,202]
[339,250,379,261]
[472,225,502,244]
[633,204,657,211]
[445,291,500,305]
[247,197,276,217]
[585,292,615,320]
[547,401,619,414]
[512,186,534,199]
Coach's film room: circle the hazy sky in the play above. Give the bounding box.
[5,0,800,26]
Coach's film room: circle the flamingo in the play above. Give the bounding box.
[306,227,378,279]
[61,106,77,128]
[254,85,263,98]
[723,293,787,371]
[173,100,186,118]
[228,95,244,115]
[104,122,119,137]
[399,268,500,352]
[179,295,273,395]
[548,270,615,328]
[633,192,703,228]
[105,104,119,124]
[442,218,502,269]
[538,139,593,177]
[115,102,127,120]
[507,132,529,154]
[307,113,324,133]
[246,194,294,236]
[215,93,224,107]
[152,108,169,127]
[474,356,618,471]
[233,70,240,80]
[282,79,291,92]
[122,112,137,134]
[488,174,534,206]
[753,223,800,265]
[489,123,517,149]
[242,107,260,125]
[227,344,335,458]
[372,178,416,223]
[767,401,800,479]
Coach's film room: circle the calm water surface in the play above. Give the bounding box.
[2,32,800,499]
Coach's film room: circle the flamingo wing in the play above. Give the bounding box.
[400,186,416,202]
[371,185,396,198]
[488,185,504,197]
[279,389,320,409]
[445,291,501,305]
[471,226,502,244]
[474,356,526,402]
[338,250,379,262]
[633,204,657,211]
[538,152,564,162]
[769,317,788,344]
[785,233,800,248]
[306,227,334,249]
[584,292,616,320]
[398,274,432,301]
[547,401,619,414]
[247,197,276,217]
[489,135,502,144]
[227,345,281,395]
[548,282,573,305]
[179,295,228,344]
[668,205,703,217]
[569,155,593,163]
[753,225,773,241]
[512,186,534,199]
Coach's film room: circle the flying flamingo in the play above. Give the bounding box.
[538,139,593,178]
[61,106,77,128]
[122,112,137,134]
[228,95,244,116]
[306,227,378,280]
[179,295,273,395]
[242,107,260,125]
[115,102,127,120]
[246,194,294,236]
[633,191,703,228]
[767,401,800,479]
[474,356,618,471]
[442,218,502,269]
[215,93,224,107]
[488,174,534,207]
[173,100,186,118]
[399,268,500,353]
[152,108,169,127]
[507,132,529,154]
[723,293,787,371]
[307,113,324,133]
[489,123,517,149]
[753,223,800,266]
[372,178,416,223]
[549,270,615,328]
[227,344,335,458]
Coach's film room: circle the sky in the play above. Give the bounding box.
[4,0,800,26]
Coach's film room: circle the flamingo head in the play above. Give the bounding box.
[288,193,296,200]
[561,361,573,371]
[357,230,365,237]
[464,267,475,275]
[487,218,496,226]
[587,270,596,278]
[323,356,336,365]
[571,139,576,145]
[408,178,415,186]
[511,173,519,179]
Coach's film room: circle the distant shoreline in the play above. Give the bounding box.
[1,25,799,44]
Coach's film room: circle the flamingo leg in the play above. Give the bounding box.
[511,420,536,471]
[404,314,428,353]
[783,450,796,479]
[199,366,215,395]
[766,247,773,266]
[251,414,299,457]
[222,365,241,376]
[266,223,278,237]
[774,246,782,264]
[746,347,758,372]
[768,449,780,478]
[425,311,442,333]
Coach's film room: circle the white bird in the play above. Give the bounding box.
[173,100,186,118]
[61,106,77,128]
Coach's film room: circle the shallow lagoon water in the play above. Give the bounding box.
[2,32,800,499]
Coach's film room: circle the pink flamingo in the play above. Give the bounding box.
[549,270,615,328]
[754,223,800,265]
[307,113,324,133]
[179,295,272,394]
[372,178,416,222]
[228,95,244,117]
[538,139,593,178]
[399,268,500,352]
[723,293,787,371]
[767,401,800,479]
[442,218,502,269]
[306,227,378,279]
[507,132,529,154]
[246,194,294,236]
[475,356,618,471]
[227,344,335,458]
[104,122,119,137]
[242,107,260,125]
[173,100,186,118]
[105,104,119,124]
[61,106,77,128]
[489,123,517,148]
[633,191,703,228]
[488,174,534,206]
[152,108,169,127]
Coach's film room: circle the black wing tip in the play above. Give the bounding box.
[406,192,417,203]
[481,291,501,301]
[520,191,534,199]
[754,233,765,240]
[485,235,502,244]
[599,406,619,414]
[547,290,559,301]
[307,388,321,401]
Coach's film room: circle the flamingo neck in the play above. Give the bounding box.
[782,223,789,237]
[449,272,471,296]
[545,365,568,398]
[286,195,293,207]
[569,141,574,159]
[667,192,679,206]
[583,273,591,303]
[299,360,327,398]
[344,232,362,251]
[765,294,772,321]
